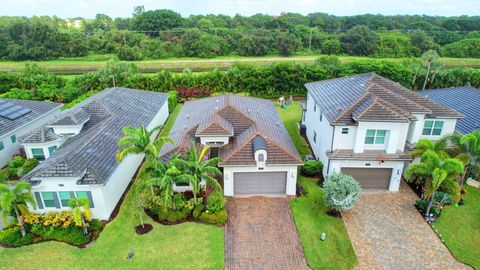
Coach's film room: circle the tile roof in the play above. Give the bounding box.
[23,88,169,185]
[160,94,302,166]
[328,149,412,161]
[419,86,480,134]
[305,73,463,125]
[0,98,62,137]
[50,108,90,126]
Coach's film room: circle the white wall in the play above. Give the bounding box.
[353,122,410,154]
[329,159,405,191]
[223,165,298,196]
[418,118,457,141]
[0,107,62,168]
[51,125,84,136]
[332,126,357,150]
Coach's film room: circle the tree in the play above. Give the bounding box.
[115,125,173,163]
[409,29,438,56]
[132,9,184,36]
[145,161,185,210]
[173,143,223,204]
[410,138,449,160]
[323,172,361,212]
[450,131,480,186]
[68,197,92,235]
[276,32,301,56]
[421,50,440,90]
[0,181,36,237]
[340,25,378,56]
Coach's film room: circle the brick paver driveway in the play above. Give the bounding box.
[225,197,309,270]
[342,181,471,270]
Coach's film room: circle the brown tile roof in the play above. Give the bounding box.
[328,149,412,161]
[160,94,302,165]
[306,73,463,126]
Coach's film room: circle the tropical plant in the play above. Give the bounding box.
[115,125,173,162]
[173,143,223,205]
[205,192,226,214]
[144,162,186,211]
[68,197,92,235]
[409,138,449,160]
[421,50,440,90]
[449,130,480,186]
[0,181,36,237]
[323,172,361,212]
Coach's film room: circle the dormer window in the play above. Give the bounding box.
[258,153,265,162]
[253,136,267,168]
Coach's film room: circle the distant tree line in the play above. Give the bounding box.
[0,9,479,61]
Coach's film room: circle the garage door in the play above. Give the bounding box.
[234,172,287,195]
[341,168,392,190]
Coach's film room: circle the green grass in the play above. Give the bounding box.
[1,54,480,75]
[0,104,225,270]
[290,177,358,270]
[434,185,480,269]
[275,101,311,158]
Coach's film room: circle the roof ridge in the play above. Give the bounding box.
[263,136,303,163]
[354,94,377,119]
[221,124,257,164]
[335,91,372,123]
[367,81,431,113]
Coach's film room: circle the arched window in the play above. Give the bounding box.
[258,153,265,162]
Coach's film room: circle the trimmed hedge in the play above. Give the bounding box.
[199,209,228,225]
[302,160,323,177]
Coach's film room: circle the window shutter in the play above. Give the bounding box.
[34,192,44,209]
[86,191,95,208]
[52,192,61,209]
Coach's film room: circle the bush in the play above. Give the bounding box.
[0,169,9,183]
[0,226,34,247]
[323,172,361,212]
[158,207,191,223]
[438,178,461,205]
[17,158,39,177]
[199,209,227,225]
[30,224,89,245]
[177,87,211,101]
[415,199,441,216]
[167,90,178,112]
[441,38,480,58]
[192,204,205,219]
[302,160,323,177]
[206,192,226,214]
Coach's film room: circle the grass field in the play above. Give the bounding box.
[0,104,225,270]
[434,185,480,269]
[1,54,479,74]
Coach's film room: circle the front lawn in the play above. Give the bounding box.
[0,104,225,270]
[291,178,358,270]
[434,185,480,269]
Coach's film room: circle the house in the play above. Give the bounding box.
[419,86,480,135]
[302,73,463,191]
[0,98,62,168]
[21,88,169,220]
[160,94,302,196]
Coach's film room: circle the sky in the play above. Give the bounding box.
[1,0,479,18]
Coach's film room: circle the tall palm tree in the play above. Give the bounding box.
[173,143,223,205]
[115,125,173,162]
[68,197,92,235]
[449,130,480,186]
[0,181,36,237]
[404,150,464,216]
[144,164,186,211]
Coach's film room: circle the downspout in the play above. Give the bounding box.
[326,125,335,175]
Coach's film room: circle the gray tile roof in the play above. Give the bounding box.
[419,86,480,135]
[50,108,90,126]
[23,88,169,185]
[19,127,63,144]
[306,73,463,125]
[160,94,302,165]
[0,98,62,137]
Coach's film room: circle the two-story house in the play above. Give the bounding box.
[302,73,463,191]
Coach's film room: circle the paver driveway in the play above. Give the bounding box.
[225,197,309,270]
[342,181,471,270]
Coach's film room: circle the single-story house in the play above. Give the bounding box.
[21,88,169,220]
[0,98,62,168]
[160,94,302,196]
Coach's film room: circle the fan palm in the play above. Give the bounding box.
[68,197,92,235]
[115,125,173,163]
[0,181,36,237]
[173,143,223,205]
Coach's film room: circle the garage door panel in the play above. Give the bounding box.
[341,168,392,190]
[234,172,287,195]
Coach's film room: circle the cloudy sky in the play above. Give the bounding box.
[1,0,478,18]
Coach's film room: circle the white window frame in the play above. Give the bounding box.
[365,129,387,145]
[422,120,444,136]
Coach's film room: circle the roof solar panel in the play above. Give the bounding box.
[0,101,32,120]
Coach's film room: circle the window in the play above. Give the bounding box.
[59,191,74,207]
[313,131,317,143]
[31,148,45,160]
[365,129,387,144]
[0,141,3,151]
[75,191,94,208]
[422,120,444,136]
[258,153,265,162]
[313,103,316,112]
[48,145,58,155]
[342,128,349,134]
[10,135,16,143]
[41,192,56,208]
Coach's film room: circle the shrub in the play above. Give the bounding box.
[177,87,211,101]
[192,204,205,219]
[41,211,76,228]
[206,192,226,214]
[173,193,187,209]
[302,160,323,177]
[22,212,42,225]
[0,226,34,247]
[31,224,89,245]
[167,90,178,112]
[199,209,227,225]
[0,169,8,183]
[17,158,39,177]
[415,199,441,216]
[439,178,461,205]
[323,172,361,212]
[158,207,190,223]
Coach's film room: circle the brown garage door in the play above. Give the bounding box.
[341,168,392,190]
[234,172,287,195]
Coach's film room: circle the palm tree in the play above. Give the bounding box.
[68,197,92,235]
[115,125,173,163]
[421,50,440,90]
[144,164,186,211]
[404,150,464,216]
[0,181,36,237]
[449,131,480,186]
[173,143,223,205]
[410,138,449,160]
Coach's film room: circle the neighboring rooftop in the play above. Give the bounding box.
[50,108,90,126]
[23,88,169,185]
[0,98,62,137]
[305,73,463,125]
[419,86,480,135]
[160,94,302,166]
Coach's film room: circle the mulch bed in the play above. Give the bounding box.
[135,223,153,235]
[326,209,342,218]
[144,208,224,227]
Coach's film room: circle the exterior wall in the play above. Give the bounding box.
[353,122,410,154]
[0,107,62,168]
[223,164,298,196]
[23,139,64,160]
[51,125,84,135]
[329,159,405,191]
[200,136,230,146]
[418,118,457,141]
[332,125,357,150]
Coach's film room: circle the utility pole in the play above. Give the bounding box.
[308,28,313,53]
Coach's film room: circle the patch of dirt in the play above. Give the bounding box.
[135,223,153,235]
[326,209,342,218]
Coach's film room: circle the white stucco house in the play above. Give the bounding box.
[0,98,62,168]
[302,73,463,191]
[21,88,170,220]
[160,94,302,196]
